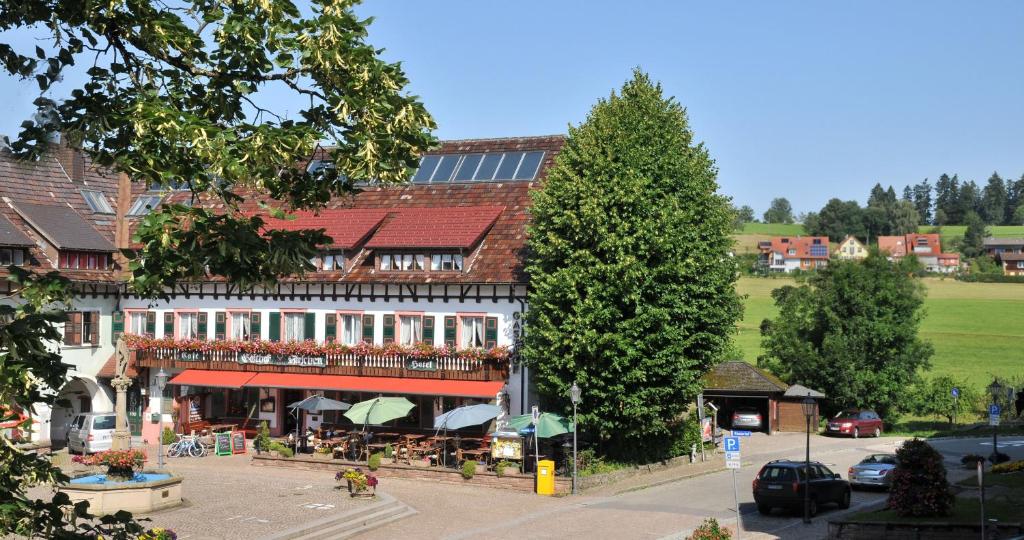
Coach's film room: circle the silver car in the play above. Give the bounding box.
[848,453,898,489]
[731,408,763,430]
[67,412,117,454]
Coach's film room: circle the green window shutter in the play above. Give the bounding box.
[145,311,156,337]
[325,314,337,342]
[484,317,498,349]
[251,312,262,341]
[197,312,208,340]
[111,311,124,344]
[361,315,374,343]
[304,312,316,341]
[214,311,226,340]
[443,316,456,347]
[268,312,281,342]
[422,316,435,344]
[382,315,395,344]
[163,312,174,338]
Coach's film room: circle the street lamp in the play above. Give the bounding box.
[801,393,816,524]
[569,382,581,495]
[155,368,168,469]
[988,379,1004,463]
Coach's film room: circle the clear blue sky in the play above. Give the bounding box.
[3,1,1023,215]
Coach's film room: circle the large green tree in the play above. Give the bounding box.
[763,197,794,224]
[1,0,434,536]
[524,71,742,461]
[758,254,933,419]
[980,172,1007,225]
[803,198,865,241]
[960,211,988,258]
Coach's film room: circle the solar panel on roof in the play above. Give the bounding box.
[514,151,544,180]
[412,155,440,183]
[810,246,828,257]
[454,154,482,181]
[474,153,502,180]
[431,155,460,182]
[494,152,524,180]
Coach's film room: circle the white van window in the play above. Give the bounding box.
[92,415,116,430]
[71,415,85,429]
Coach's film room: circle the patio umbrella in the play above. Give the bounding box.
[287,396,351,453]
[434,404,501,467]
[506,412,574,475]
[506,413,573,438]
[433,404,501,430]
[288,395,351,413]
[343,397,416,429]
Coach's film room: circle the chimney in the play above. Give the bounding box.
[54,134,85,182]
[113,172,132,266]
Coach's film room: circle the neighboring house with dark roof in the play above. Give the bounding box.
[998,252,1024,276]
[983,237,1024,275]
[877,233,960,274]
[702,361,824,433]
[757,236,830,273]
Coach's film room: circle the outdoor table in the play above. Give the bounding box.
[458,448,490,468]
[208,423,234,433]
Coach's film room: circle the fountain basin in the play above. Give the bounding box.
[60,471,183,515]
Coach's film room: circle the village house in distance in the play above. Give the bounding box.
[758,233,961,274]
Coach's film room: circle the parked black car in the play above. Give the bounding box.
[752,460,851,516]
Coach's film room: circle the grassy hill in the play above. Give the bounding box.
[735,276,1024,388]
[916,224,1024,248]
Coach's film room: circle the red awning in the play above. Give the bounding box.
[243,373,504,399]
[169,370,256,389]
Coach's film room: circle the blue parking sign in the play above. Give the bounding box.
[990,404,1001,416]
[724,436,740,453]
[951,387,959,398]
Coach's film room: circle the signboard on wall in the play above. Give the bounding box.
[177,351,204,362]
[238,353,327,368]
[405,358,437,371]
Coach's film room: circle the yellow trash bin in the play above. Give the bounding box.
[536,459,555,495]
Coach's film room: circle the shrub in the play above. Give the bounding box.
[161,427,176,446]
[254,421,271,453]
[461,460,476,479]
[368,452,382,471]
[495,460,518,477]
[961,454,986,466]
[991,460,1024,474]
[990,452,1010,465]
[383,443,393,459]
[887,439,953,517]
[687,518,732,540]
[269,442,293,458]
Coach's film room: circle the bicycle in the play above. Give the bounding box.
[167,433,206,458]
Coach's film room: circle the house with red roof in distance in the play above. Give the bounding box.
[757,236,830,273]
[877,233,960,274]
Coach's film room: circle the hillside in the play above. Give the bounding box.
[735,276,1024,388]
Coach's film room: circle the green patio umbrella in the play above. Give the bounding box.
[343,397,416,429]
[506,413,573,438]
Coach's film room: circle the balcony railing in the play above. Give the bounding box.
[132,347,509,381]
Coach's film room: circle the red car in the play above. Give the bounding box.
[826,409,883,438]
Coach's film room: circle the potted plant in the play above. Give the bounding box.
[72,449,147,482]
[336,468,377,498]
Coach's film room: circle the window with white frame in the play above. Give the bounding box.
[430,254,464,272]
[399,315,422,346]
[380,253,462,272]
[460,316,485,348]
[127,311,148,335]
[230,312,251,340]
[178,312,199,339]
[284,313,305,341]
[339,314,362,345]
[321,252,344,271]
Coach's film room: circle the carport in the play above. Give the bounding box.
[701,361,789,434]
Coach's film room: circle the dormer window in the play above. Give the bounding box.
[916,237,929,247]
[311,251,345,271]
[379,252,464,272]
[430,254,464,272]
[59,250,111,270]
[787,249,796,256]
[0,248,26,266]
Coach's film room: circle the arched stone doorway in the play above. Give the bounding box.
[48,377,105,446]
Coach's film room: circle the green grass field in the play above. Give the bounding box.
[916,224,1024,247]
[739,222,806,235]
[736,276,1024,387]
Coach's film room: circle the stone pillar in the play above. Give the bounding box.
[111,376,132,450]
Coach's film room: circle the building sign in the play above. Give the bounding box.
[405,358,437,371]
[238,353,327,368]
[177,351,204,362]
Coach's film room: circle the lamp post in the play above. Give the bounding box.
[800,394,816,524]
[988,379,1004,463]
[569,382,581,495]
[155,368,168,469]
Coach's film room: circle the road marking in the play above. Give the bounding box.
[301,503,335,510]
[979,441,1024,448]
[294,484,313,490]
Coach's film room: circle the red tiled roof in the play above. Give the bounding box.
[364,206,505,249]
[258,209,389,250]
[877,236,906,257]
[879,234,942,258]
[764,236,830,259]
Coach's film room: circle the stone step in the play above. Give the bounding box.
[264,493,413,540]
[292,502,416,540]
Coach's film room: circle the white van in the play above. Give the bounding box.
[67,412,117,454]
